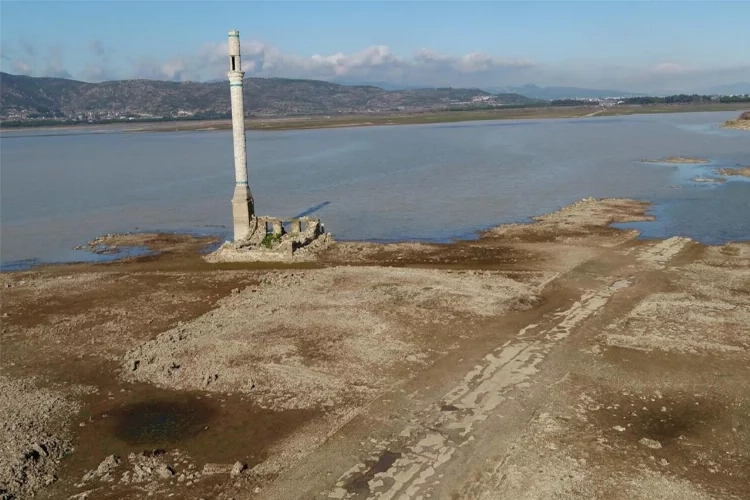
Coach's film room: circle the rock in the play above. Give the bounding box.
[156,464,174,479]
[202,463,233,475]
[230,461,246,477]
[639,437,662,449]
[96,455,120,475]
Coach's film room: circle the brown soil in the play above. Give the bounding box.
[642,157,710,164]
[1,198,748,500]
[722,111,750,131]
[718,166,750,178]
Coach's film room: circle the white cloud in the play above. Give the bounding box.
[652,62,689,75]
[1,37,748,94]
[12,59,31,75]
[89,40,105,57]
[121,40,534,85]
[43,45,71,79]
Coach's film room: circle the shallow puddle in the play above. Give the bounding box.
[107,398,216,445]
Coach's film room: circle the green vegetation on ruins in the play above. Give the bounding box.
[261,233,283,249]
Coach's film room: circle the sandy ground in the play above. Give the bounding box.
[722,115,750,131]
[642,157,710,164]
[718,166,750,178]
[1,198,748,500]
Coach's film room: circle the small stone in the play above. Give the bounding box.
[97,455,120,475]
[156,465,174,479]
[230,461,246,477]
[254,487,261,494]
[639,437,662,449]
[202,463,232,475]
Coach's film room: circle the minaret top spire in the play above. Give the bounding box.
[227,30,242,73]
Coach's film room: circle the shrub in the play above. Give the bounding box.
[261,233,282,249]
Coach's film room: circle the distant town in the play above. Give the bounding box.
[1,71,748,128]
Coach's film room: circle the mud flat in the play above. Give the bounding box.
[642,156,710,164]
[718,166,750,178]
[721,111,750,131]
[1,198,748,500]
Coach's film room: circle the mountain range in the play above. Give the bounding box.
[0,73,537,122]
[485,84,645,100]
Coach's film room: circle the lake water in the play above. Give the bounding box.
[1,111,749,269]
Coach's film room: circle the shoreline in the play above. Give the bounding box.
[6,152,750,272]
[4,193,750,273]
[2,197,748,499]
[1,103,747,135]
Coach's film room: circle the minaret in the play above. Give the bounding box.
[227,29,255,241]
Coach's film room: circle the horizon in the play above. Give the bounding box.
[3,70,749,99]
[1,1,750,94]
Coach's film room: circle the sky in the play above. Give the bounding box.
[1,1,749,94]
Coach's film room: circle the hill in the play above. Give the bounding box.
[0,73,537,123]
[698,82,750,96]
[486,84,643,100]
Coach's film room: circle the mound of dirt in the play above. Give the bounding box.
[482,197,652,242]
[642,157,710,164]
[718,166,750,178]
[122,267,541,411]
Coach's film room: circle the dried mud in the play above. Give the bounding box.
[1,198,748,500]
[718,166,750,178]
[642,157,711,164]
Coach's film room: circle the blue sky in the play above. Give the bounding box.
[2,1,749,93]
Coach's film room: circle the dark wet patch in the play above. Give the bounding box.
[634,403,711,444]
[441,403,460,412]
[573,385,750,499]
[596,392,723,449]
[345,450,402,494]
[45,388,321,500]
[107,398,216,445]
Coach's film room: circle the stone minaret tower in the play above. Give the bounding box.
[227,29,255,241]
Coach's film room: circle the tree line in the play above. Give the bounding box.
[623,94,750,105]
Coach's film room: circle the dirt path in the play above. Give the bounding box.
[1,199,748,500]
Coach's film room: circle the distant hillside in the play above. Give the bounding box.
[0,73,537,122]
[697,82,750,96]
[486,84,643,100]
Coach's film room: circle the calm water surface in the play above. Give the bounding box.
[1,111,749,268]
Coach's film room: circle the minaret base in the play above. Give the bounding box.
[206,215,332,263]
[231,184,256,242]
